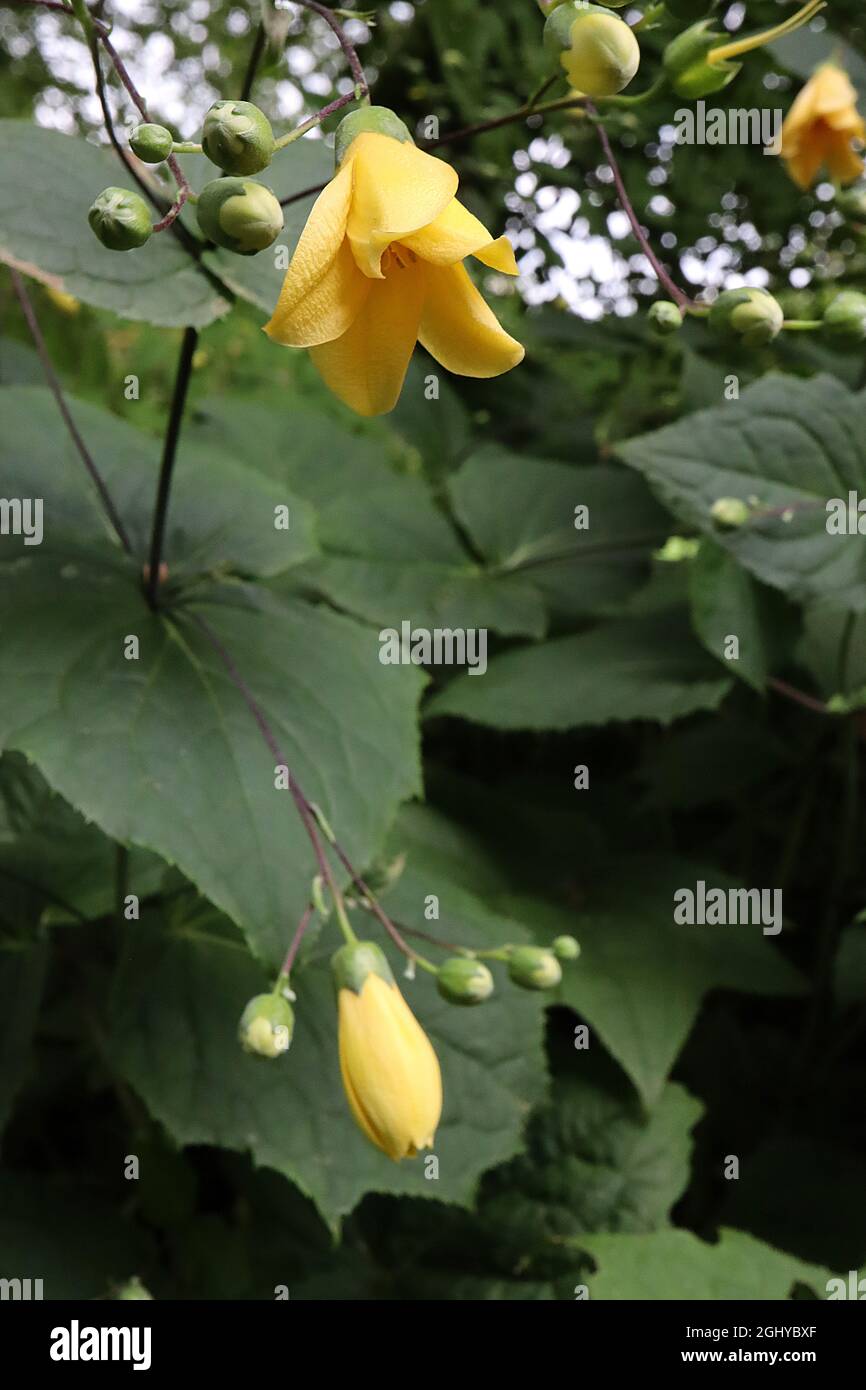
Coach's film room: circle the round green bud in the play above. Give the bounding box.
[88,187,152,251]
[552,934,581,962]
[708,288,784,348]
[663,20,740,100]
[129,123,173,164]
[436,957,495,1006]
[334,105,414,167]
[202,99,275,175]
[711,497,752,529]
[834,185,866,220]
[508,946,563,992]
[544,3,640,98]
[197,177,283,255]
[822,290,866,346]
[238,993,294,1058]
[648,300,684,335]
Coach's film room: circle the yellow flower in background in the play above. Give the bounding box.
[332,940,442,1161]
[265,107,524,417]
[781,63,866,190]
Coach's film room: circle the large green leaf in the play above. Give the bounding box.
[618,374,866,609]
[0,570,423,964]
[447,445,668,622]
[0,391,423,961]
[688,539,794,693]
[0,752,161,924]
[189,396,548,636]
[109,895,547,1228]
[426,613,732,729]
[0,385,316,580]
[0,121,231,329]
[500,856,803,1108]
[578,1227,832,1301]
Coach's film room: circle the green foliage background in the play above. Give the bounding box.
[1,0,865,1300]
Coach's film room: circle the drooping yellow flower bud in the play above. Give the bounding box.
[264,107,523,417]
[332,941,442,1161]
[780,63,866,191]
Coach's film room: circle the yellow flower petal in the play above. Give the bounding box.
[346,132,459,279]
[264,158,358,345]
[310,253,426,416]
[474,234,519,275]
[264,237,370,347]
[419,262,524,378]
[401,196,500,266]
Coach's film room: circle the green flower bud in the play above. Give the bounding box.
[334,105,414,167]
[202,99,275,175]
[822,290,866,345]
[648,300,684,335]
[238,993,294,1058]
[436,957,495,1006]
[544,3,640,99]
[663,20,740,100]
[331,940,395,994]
[197,177,283,255]
[552,934,581,961]
[508,945,563,992]
[711,497,752,528]
[88,187,152,251]
[708,287,784,348]
[129,123,174,164]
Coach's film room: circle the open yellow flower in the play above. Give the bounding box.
[333,941,442,1161]
[265,112,524,416]
[781,63,866,190]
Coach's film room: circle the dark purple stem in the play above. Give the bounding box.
[587,102,693,310]
[10,270,132,554]
[281,905,314,977]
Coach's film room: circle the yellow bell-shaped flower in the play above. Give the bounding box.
[781,63,866,190]
[264,107,524,417]
[332,940,442,1161]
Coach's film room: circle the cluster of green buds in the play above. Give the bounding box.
[88,98,283,256]
[542,1,640,99]
[435,933,580,1006]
